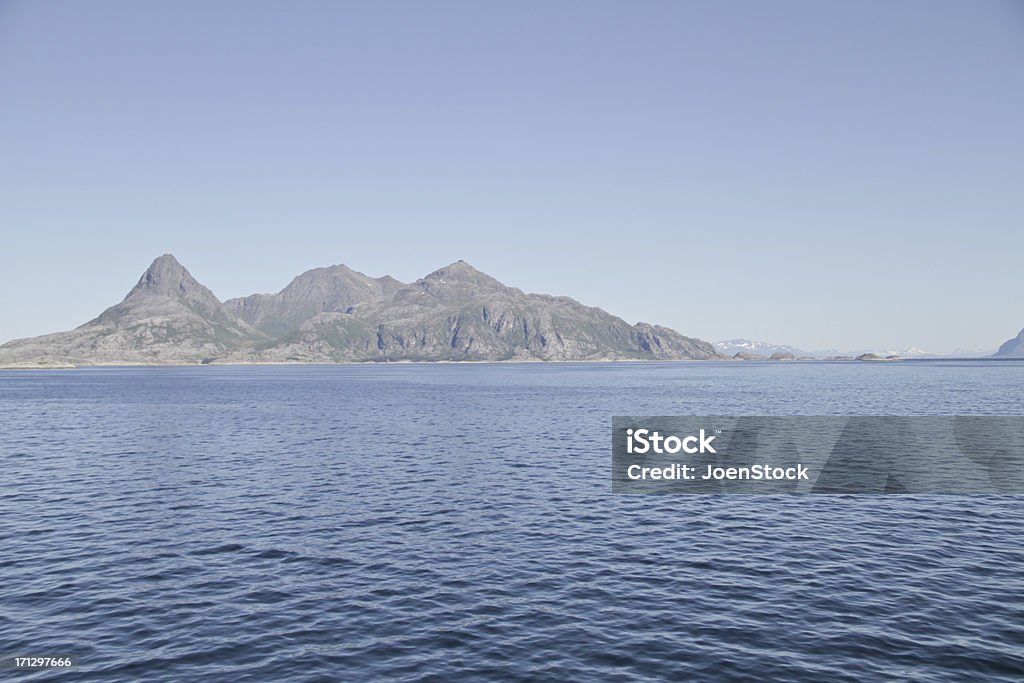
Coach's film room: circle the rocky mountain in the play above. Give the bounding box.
[0,255,268,366]
[0,255,719,366]
[994,328,1024,357]
[224,264,403,338]
[254,260,717,362]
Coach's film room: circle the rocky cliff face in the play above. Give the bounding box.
[266,261,718,362]
[0,255,720,365]
[994,328,1024,357]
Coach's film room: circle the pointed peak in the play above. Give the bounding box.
[142,253,188,278]
[130,253,209,301]
[151,253,181,266]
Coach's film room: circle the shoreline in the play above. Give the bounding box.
[2,356,1017,370]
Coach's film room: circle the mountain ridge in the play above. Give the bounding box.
[0,254,720,366]
[224,263,404,338]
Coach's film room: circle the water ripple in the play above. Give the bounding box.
[1,363,1023,681]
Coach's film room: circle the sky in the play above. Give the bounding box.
[1,0,1022,352]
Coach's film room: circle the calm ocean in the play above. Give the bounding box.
[2,361,1022,681]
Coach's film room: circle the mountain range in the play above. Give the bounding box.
[713,339,811,359]
[0,255,719,366]
[715,338,998,360]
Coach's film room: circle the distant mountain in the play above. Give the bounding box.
[714,339,810,358]
[898,347,993,359]
[815,346,992,359]
[0,255,719,366]
[994,328,1024,357]
[715,339,986,361]
[812,345,930,358]
[945,348,996,358]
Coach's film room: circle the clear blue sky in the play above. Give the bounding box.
[1,0,1022,351]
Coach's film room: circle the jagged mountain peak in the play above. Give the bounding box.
[108,255,251,329]
[0,254,267,365]
[129,253,210,302]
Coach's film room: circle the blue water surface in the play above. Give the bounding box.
[1,361,1022,681]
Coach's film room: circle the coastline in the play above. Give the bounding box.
[4,356,1020,371]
